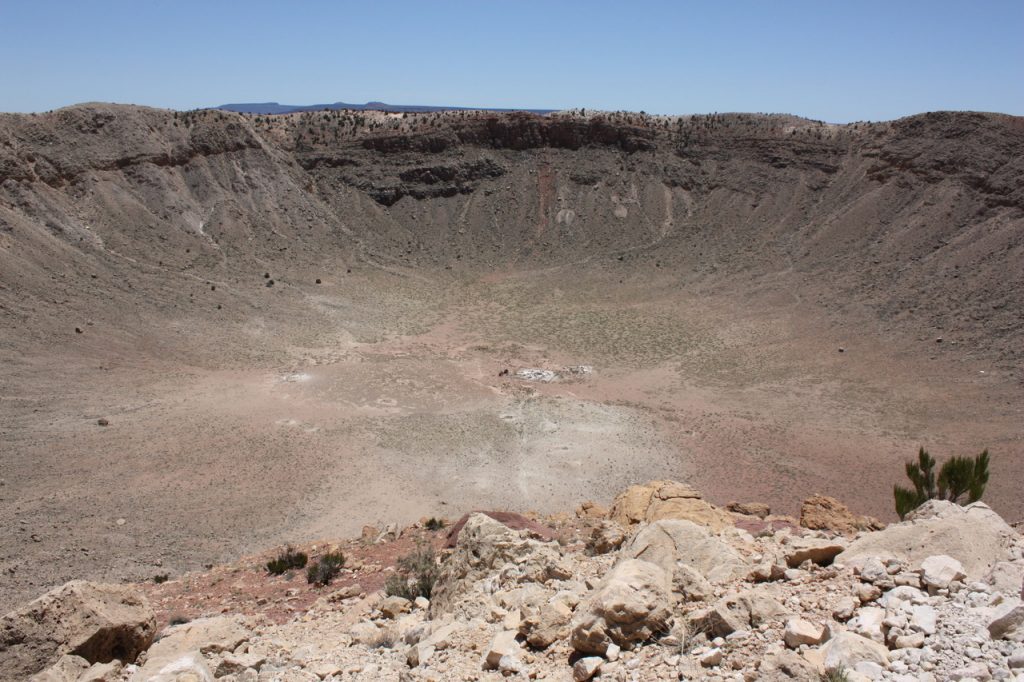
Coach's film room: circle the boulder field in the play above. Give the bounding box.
[3,481,1024,681]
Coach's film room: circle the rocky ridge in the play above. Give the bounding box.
[6,482,1024,682]
[2,106,1022,364]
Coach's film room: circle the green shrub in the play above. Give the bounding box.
[266,546,308,575]
[894,448,990,519]
[306,551,345,586]
[153,573,170,584]
[424,517,446,531]
[384,542,439,600]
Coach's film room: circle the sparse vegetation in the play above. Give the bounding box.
[306,551,345,586]
[820,665,850,682]
[266,546,308,575]
[152,573,170,584]
[894,447,990,519]
[424,517,446,531]
[384,541,440,600]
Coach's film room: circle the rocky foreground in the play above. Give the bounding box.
[3,481,1023,682]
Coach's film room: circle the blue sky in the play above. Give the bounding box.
[1,1,1022,121]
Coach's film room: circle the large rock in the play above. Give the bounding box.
[918,555,966,591]
[130,616,248,681]
[758,650,821,681]
[727,501,771,519]
[139,652,214,682]
[27,654,90,682]
[609,481,734,531]
[570,559,674,655]
[623,519,748,584]
[799,495,882,534]
[835,501,1018,579]
[783,618,828,648]
[518,600,573,649]
[693,589,790,637]
[0,581,156,680]
[783,537,846,567]
[986,561,1024,598]
[430,513,568,617]
[819,631,890,673]
[481,630,521,670]
[988,599,1024,642]
[406,621,464,667]
[588,521,626,555]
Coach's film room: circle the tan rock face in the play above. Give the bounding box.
[0,581,155,680]
[799,495,882,534]
[609,480,734,531]
[570,559,674,655]
[623,519,749,583]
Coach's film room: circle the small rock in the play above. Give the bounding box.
[498,654,525,676]
[858,558,890,584]
[482,630,520,670]
[380,596,411,619]
[97,418,109,427]
[216,652,266,676]
[783,618,827,648]
[857,583,883,603]
[700,648,723,667]
[919,555,967,591]
[988,600,1024,642]
[784,537,846,567]
[820,631,890,672]
[77,659,123,682]
[834,596,859,621]
[573,656,602,681]
[893,632,925,649]
[307,661,342,679]
[727,502,771,519]
[948,662,991,680]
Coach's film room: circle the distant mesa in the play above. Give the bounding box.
[214,100,558,115]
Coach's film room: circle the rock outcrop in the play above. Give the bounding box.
[570,559,674,655]
[608,480,734,531]
[799,494,883,534]
[623,518,749,583]
[429,513,569,617]
[0,581,155,680]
